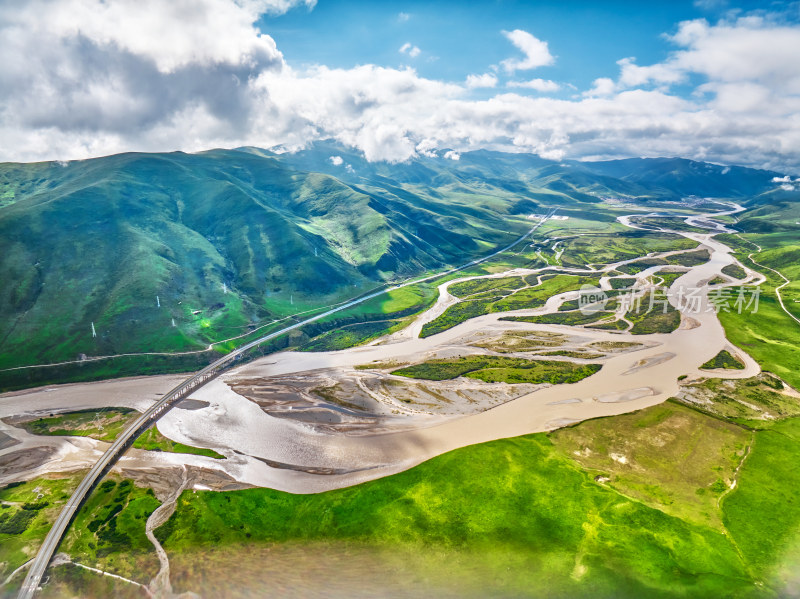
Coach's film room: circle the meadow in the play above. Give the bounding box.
[391,355,601,384]
[701,350,745,370]
[15,408,137,442]
[0,475,83,586]
[557,231,696,268]
[11,409,223,459]
[59,478,162,581]
[625,289,681,334]
[716,232,800,389]
[420,274,598,337]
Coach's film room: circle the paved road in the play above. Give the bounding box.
[17,213,553,598]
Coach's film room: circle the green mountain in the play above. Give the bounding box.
[578,156,781,200]
[0,144,786,381]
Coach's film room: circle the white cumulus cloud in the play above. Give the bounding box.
[329,155,343,165]
[507,78,560,92]
[500,29,555,73]
[0,0,305,74]
[613,16,800,96]
[466,73,498,89]
[399,42,421,58]
[0,0,289,156]
[584,77,617,97]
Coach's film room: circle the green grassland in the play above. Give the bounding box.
[609,276,637,289]
[0,232,552,390]
[299,320,403,351]
[637,217,711,233]
[3,147,710,389]
[297,283,439,351]
[616,257,669,275]
[722,263,748,279]
[391,355,601,384]
[723,418,800,577]
[587,319,630,331]
[558,231,696,268]
[421,274,598,337]
[60,478,162,581]
[418,297,498,337]
[3,476,165,596]
[675,374,799,429]
[132,427,224,460]
[153,431,754,598]
[0,475,82,583]
[149,378,800,598]
[550,400,749,530]
[9,409,224,459]
[448,274,533,298]
[0,348,221,393]
[3,146,798,596]
[0,150,541,381]
[735,196,800,235]
[656,271,685,287]
[150,392,800,599]
[626,289,681,334]
[502,309,614,327]
[15,408,136,442]
[0,280,440,390]
[503,294,622,327]
[666,248,711,267]
[557,294,621,312]
[535,211,629,236]
[715,232,800,389]
[513,284,680,335]
[702,350,746,370]
[756,245,800,323]
[551,393,800,593]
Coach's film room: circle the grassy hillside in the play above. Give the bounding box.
[0,149,543,380]
[0,146,784,389]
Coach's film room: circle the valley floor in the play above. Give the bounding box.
[2,199,800,597]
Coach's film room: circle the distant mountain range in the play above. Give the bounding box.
[0,142,791,371]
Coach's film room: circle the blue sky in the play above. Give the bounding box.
[262,0,784,97]
[1,0,799,172]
